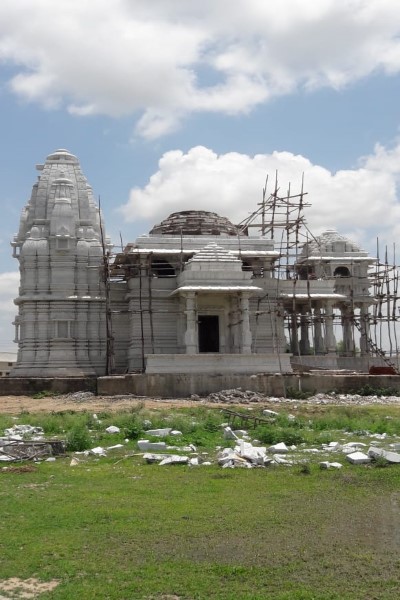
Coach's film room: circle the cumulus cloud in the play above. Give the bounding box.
[0,272,19,351]
[1,1,400,136]
[119,143,400,255]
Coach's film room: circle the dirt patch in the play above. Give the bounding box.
[0,394,221,414]
[0,578,59,599]
[0,466,37,474]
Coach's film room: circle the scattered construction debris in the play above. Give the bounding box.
[0,424,65,463]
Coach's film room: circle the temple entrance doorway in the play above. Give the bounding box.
[198,315,220,352]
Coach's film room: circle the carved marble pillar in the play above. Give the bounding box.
[299,305,310,355]
[184,292,197,354]
[241,293,252,354]
[341,305,355,354]
[290,312,299,355]
[314,305,325,354]
[359,304,370,356]
[325,302,337,353]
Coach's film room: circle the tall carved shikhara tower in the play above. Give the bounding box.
[11,149,109,376]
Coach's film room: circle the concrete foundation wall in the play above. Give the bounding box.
[0,377,97,395]
[97,372,400,398]
[1,373,400,399]
[291,355,388,372]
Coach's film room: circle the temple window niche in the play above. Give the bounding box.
[334,266,351,277]
[151,258,175,277]
[56,236,70,251]
[54,320,74,338]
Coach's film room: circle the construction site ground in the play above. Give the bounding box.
[0,395,208,414]
[1,391,400,414]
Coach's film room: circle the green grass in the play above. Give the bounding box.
[1,404,400,598]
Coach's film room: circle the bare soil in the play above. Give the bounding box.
[0,578,59,599]
[0,395,213,414]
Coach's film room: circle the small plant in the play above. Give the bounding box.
[372,455,390,468]
[285,386,314,400]
[123,417,142,440]
[353,384,399,397]
[255,425,305,446]
[65,426,92,451]
[31,390,55,400]
[299,463,311,475]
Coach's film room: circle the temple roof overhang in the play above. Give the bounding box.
[170,285,263,296]
[279,293,347,300]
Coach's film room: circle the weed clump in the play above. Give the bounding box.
[66,426,92,451]
[254,425,304,446]
[353,384,399,397]
[372,455,390,468]
[285,386,314,400]
[123,417,142,440]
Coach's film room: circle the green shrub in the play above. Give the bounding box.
[66,426,92,451]
[285,386,314,400]
[123,417,142,440]
[255,425,305,446]
[372,455,390,468]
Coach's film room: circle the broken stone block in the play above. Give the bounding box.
[223,426,238,440]
[346,451,371,465]
[137,440,167,452]
[105,425,120,434]
[143,453,167,463]
[70,458,79,466]
[89,446,107,457]
[368,447,400,464]
[327,441,341,450]
[159,455,189,466]
[273,455,292,465]
[237,442,267,464]
[263,409,279,417]
[268,442,289,454]
[217,448,239,466]
[320,461,342,469]
[170,430,182,436]
[233,430,248,437]
[145,428,172,437]
[342,443,367,454]
[346,442,367,448]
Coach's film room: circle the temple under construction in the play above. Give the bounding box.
[10,149,400,378]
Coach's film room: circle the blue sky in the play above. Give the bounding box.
[1,0,400,350]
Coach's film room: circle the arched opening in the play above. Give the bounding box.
[151,258,175,277]
[334,266,350,277]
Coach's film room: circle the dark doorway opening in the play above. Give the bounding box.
[198,315,220,353]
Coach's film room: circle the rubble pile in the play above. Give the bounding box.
[202,389,271,404]
[0,424,65,462]
[195,388,400,407]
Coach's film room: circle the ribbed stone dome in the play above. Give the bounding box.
[300,229,365,257]
[149,210,240,236]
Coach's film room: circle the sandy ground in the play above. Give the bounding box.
[0,394,213,414]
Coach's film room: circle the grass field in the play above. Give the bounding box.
[1,403,400,599]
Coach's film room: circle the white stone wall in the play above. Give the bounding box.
[11,150,108,376]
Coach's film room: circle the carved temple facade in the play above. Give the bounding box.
[10,150,376,377]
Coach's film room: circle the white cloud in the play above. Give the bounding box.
[1,1,400,136]
[0,272,19,351]
[119,143,400,255]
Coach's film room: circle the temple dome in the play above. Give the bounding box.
[300,229,366,258]
[149,210,240,237]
